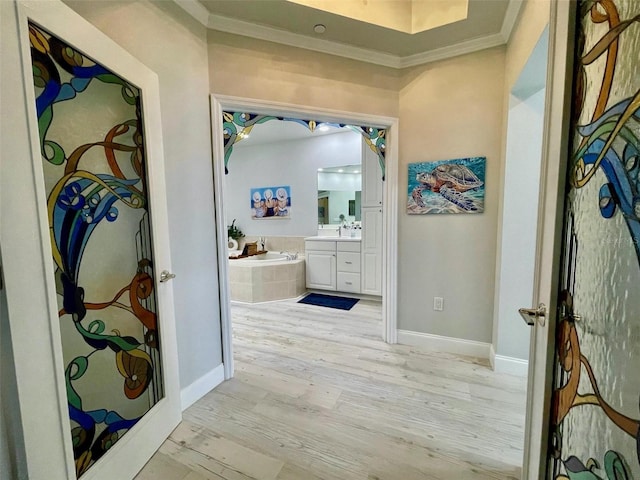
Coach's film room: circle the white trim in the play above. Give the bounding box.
[173,0,210,27]
[208,13,401,68]
[489,344,496,369]
[210,94,399,377]
[490,345,529,376]
[180,364,225,411]
[522,1,575,478]
[210,97,234,381]
[397,330,491,359]
[174,2,523,69]
[500,0,525,43]
[398,33,505,68]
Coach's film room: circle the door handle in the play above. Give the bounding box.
[518,303,546,326]
[159,270,176,283]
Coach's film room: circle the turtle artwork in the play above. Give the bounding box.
[407,157,486,214]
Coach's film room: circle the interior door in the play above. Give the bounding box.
[16,2,181,479]
[547,0,640,478]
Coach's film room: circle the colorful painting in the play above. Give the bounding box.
[251,186,291,219]
[28,23,163,477]
[407,157,485,214]
[549,0,640,478]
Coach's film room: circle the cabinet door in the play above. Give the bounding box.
[306,251,337,290]
[361,138,384,207]
[361,208,382,295]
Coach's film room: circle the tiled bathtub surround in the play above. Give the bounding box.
[240,235,306,255]
[229,258,306,303]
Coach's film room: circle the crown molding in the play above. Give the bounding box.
[207,13,403,68]
[398,32,505,68]
[174,0,521,70]
[500,0,524,43]
[173,0,210,27]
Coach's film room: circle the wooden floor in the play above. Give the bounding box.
[136,298,527,480]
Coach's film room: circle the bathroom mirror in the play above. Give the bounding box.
[317,164,361,224]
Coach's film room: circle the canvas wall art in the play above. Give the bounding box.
[407,157,486,214]
[251,186,291,219]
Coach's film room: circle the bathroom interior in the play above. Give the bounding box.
[223,116,384,304]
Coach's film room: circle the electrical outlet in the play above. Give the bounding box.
[433,296,444,311]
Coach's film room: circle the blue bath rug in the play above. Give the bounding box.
[298,293,359,310]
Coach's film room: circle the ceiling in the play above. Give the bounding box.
[174,0,522,68]
[233,119,354,148]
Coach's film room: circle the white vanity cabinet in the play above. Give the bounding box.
[336,241,361,294]
[305,240,337,291]
[305,238,361,294]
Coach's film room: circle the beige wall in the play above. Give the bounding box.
[208,32,507,344]
[397,47,506,341]
[208,31,400,117]
[65,0,224,389]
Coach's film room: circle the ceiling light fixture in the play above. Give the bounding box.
[318,125,330,132]
[318,168,323,171]
[338,169,344,173]
[313,24,326,34]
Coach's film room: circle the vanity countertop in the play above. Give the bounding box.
[304,236,361,242]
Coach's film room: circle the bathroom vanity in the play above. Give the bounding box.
[305,236,380,295]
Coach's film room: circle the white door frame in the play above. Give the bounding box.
[210,94,399,379]
[521,1,576,478]
[4,1,182,478]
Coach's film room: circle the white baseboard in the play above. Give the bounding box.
[180,363,225,411]
[397,330,491,358]
[490,345,529,376]
[489,344,496,369]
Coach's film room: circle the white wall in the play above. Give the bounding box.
[64,0,223,390]
[494,28,549,364]
[225,131,362,237]
[492,0,551,363]
[496,88,545,361]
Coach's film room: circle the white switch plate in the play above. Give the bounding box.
[433,297,444,311]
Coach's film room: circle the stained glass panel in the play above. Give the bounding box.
[28,23,163,477]
[549,1,640,478]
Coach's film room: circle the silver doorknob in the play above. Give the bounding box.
[518,303,546,326]
[159,270,176,283]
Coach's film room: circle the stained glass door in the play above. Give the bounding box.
[549,0,640,478]
[21,2,180,478]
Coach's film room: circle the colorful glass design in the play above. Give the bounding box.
[222,111,387,178]
[549,1,640,478]
[28,23,163,477]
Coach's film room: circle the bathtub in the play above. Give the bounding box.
[230,252,288,264]
[228,254,306,303]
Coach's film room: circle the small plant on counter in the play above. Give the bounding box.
[227,219,245,240]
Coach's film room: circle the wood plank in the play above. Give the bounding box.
[137,298,526,480]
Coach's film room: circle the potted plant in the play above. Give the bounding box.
[227,219,245,241]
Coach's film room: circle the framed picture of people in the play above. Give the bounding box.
[251,186,291,219]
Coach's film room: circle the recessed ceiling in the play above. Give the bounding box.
[175,0,521,68]
[285,0,469,34]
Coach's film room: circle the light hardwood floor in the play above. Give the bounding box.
[136,298,526,480]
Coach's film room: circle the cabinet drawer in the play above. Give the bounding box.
[305,240,336,252]
[337,240,361,252]
[337,272,361,293]
[337,252,360,273]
